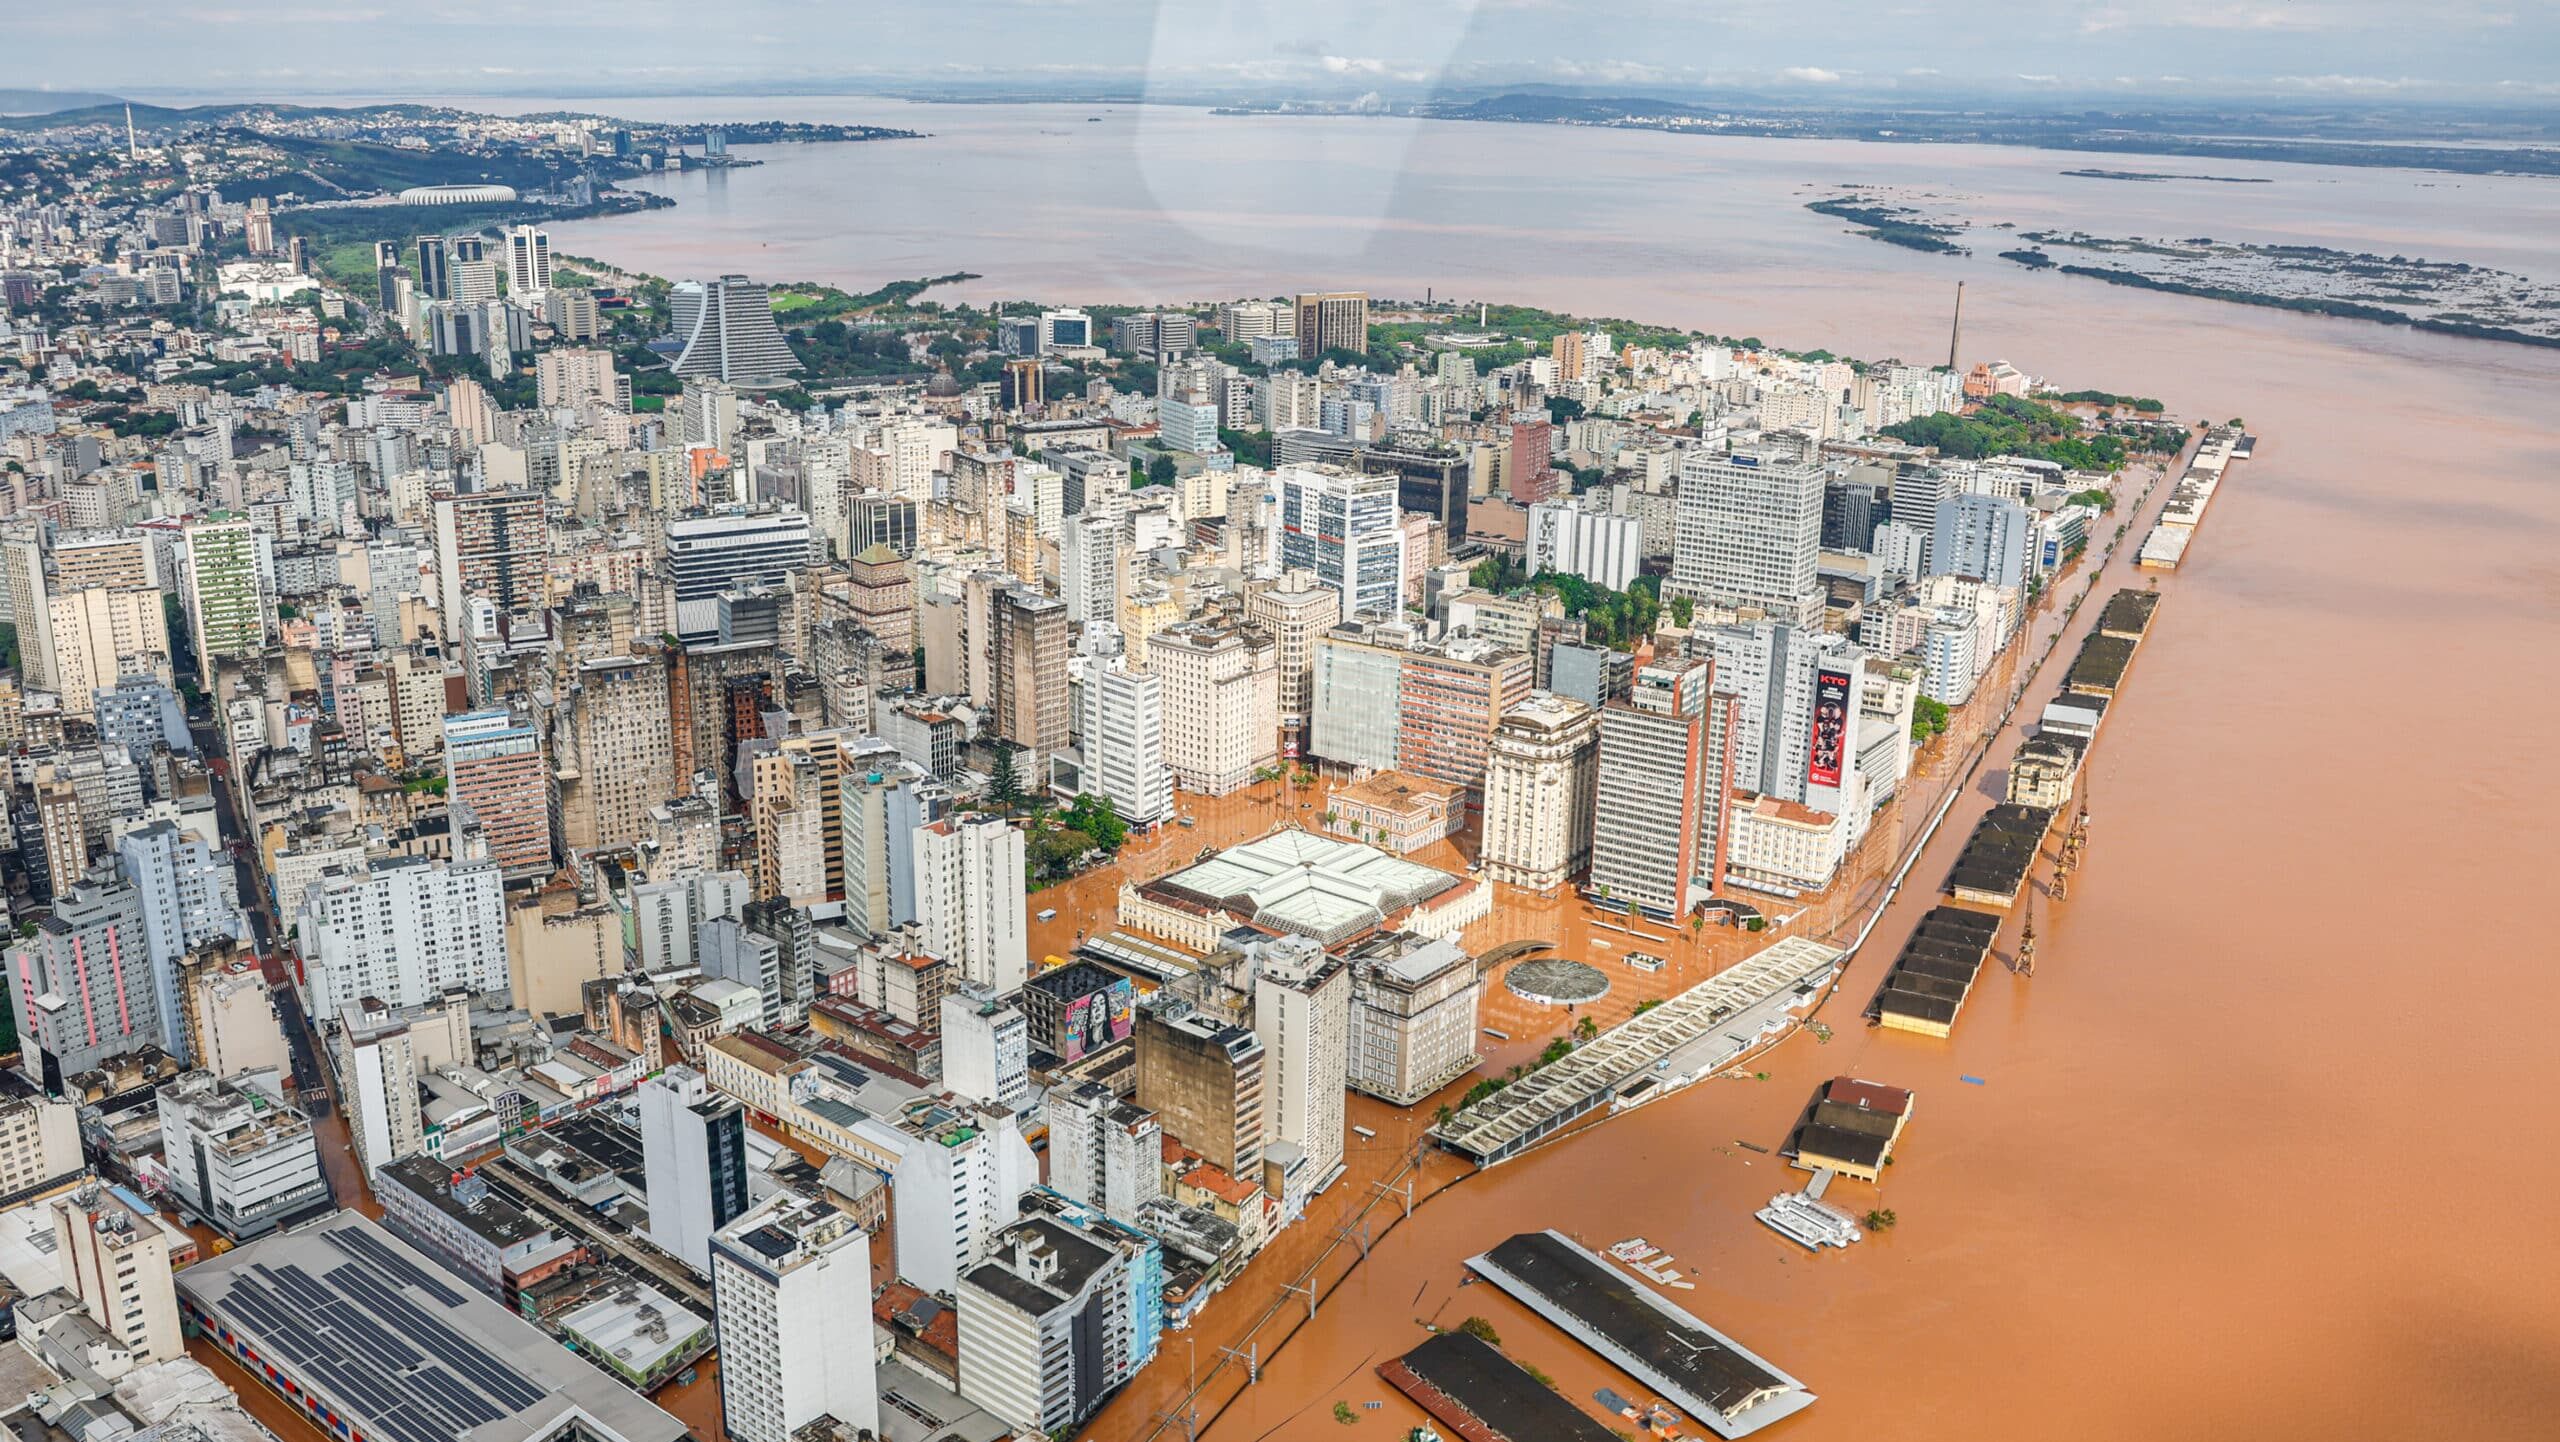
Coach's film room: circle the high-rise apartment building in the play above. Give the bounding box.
[1692,620,1868,823]
[431,487,544,643]
[709,1192,879,1442]
[117,821,246,1064]
[1930,492,2034,591]
[915,815,1027,995]
[1151,620,1279,797]
[1243,572,1341,760]
[940,986,1030,1111]
[956,1216,1148,1437]
[1292,291,1369,360]
[1668,450,1826,627]
[7,874,157,1090]
[669,275,801,384]
[504,224,550,296]
[1479,692,1603,891]
[889,1105,1032,1296]
[556,651,675,853]
[443,709,553,879]
[1134,1001,1264,1182]
[51,1184,181,1362]
[639,1065,750,1275]
[991,586,1068,769]
[1250,937,1350,1192]
[1392,634,1535,800]
[333,991,471,1181]
[1045,1082,1164,1225]
[1588,658,1735,917]
[155,1070,327,1240]
[297,855,508,1016]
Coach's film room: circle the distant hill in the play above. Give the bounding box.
[0,89,126,117]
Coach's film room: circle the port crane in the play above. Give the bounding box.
[2015,893,2038,977]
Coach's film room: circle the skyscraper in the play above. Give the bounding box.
[414,236,449,300]
[1930,492,2034,591]
[915,815,1028,995]
[443,709,554,880]
[669,275,801,383]
[182,513,265,683]
[431,487,544,644]
[1079,656,1174,827]
[1668,450,1827,627]
[504,224,551,296]
[1588,658,1731,917]
[1293,290,1369,360]
[663,508,812,644]
[1277,464,1407,620]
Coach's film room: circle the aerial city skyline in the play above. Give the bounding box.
[0,10,2553,1442]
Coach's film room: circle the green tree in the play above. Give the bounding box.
[987,746,1024,810]
[1863,1208,1899,1231]
[1332,1402,1357,1425]
[1457,1316,1501,1345]
[1144,453,1177,487]
[1062,794,1128,853]
[1574,1014,1599,1042]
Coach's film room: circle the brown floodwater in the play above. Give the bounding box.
[288,96,2560,1438]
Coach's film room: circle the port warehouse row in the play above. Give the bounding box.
[1871,584,2166,1035]
[1465,1231,1816,1439]
[1378,1332,1624,1442]
[1431,938,1843,1165]
[1868,906,2001,1037]
[2139,425,2249,571]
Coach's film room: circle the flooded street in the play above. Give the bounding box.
[196,94,2560,1439]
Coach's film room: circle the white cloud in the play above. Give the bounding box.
[1777,66,1841,83]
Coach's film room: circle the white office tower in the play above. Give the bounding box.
[669,274,801,383]
[1044,1081,1163,1225]
[295,855,508,1016]
[1930,492,2034,591]
[940,986,1030,1110]
[957,1216,1143,1437]
[1668,450,1826,627]
[1249,936,1351,1195]
[504,224,551,297]
[1694,620,1869,825]
[710,1192,879,1442]
[891,1105,1033,1296]
[1527,495,1644,591]
[1058,512,1122,626]
[1077,658,1174,828]
[915,815,1028,995]
[639,1065,751,1275]
[1276,464,1407,619]
[663,508,812,644]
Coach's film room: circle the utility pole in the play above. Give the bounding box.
[1219,1341,1260,1386]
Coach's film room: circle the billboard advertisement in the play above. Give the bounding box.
[1809,667,1853,791]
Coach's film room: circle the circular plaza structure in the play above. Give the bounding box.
[1504,957,1610,1006]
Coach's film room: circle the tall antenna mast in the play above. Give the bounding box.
[1947,281,1964,370]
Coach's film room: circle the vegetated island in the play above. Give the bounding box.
[2060,169,2273,184]
[1803,187,2560,351]
[1804,197,1967,255]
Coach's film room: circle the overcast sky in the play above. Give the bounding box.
[4,0,2551,104]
